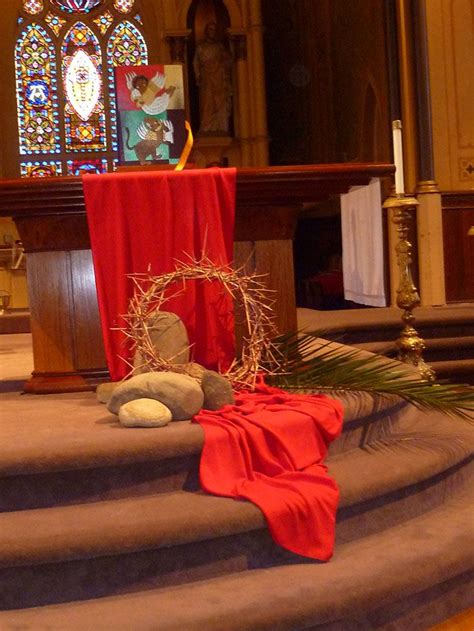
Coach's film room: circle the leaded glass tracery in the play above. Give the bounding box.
[93,10,113,34]
[15,23,61,154]
[107,20,147,149]
[23,0,44,15]
[20,160,62,177]
[114,0,135,14]
[16,0,148,176]
[44,12,66,36]
[66,158,108,174]
[51,0,104,13]
[62,22,106,151]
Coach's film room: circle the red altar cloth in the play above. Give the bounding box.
[83,168,236,381]
[193,382,344,560]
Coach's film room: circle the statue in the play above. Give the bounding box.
[193,22,233,134]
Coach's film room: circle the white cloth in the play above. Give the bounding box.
[341,178,387,307]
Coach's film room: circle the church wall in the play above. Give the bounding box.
[330,0,391,164]
[424,0,474,302]
[425,0,474,190]
[262,0,392,166]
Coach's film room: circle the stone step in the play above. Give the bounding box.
[0,407,471,610]
[0,489,472,630]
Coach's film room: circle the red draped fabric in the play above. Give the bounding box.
[193,381,344,561]
[83,168,236,381]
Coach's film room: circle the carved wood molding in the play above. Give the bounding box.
[0,163,394,217]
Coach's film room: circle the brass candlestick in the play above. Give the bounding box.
[383,194,436,382]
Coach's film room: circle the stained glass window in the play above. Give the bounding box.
[20,160,63,177]
[44,12,66,36]
[107,20,147,149]
[23,0,44,15]
[62,22,106,151]
[66,158,108,174]
[15,24,61,154]
[16,0,148,177]
[93,10,113,34]
[51,0,104,12]
[114,0,134,13]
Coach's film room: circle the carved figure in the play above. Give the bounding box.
[193,22,233,134]
[125,117,174,165]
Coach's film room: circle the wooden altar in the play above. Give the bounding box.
[0,164,393,393]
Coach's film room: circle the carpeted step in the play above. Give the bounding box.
[354,336,474,363]
[0,408,471,610]
[0,311,30,335]
[297,306,474,347]
[431,358,474,378]
[0,490,472,631]
[0,388,410,511]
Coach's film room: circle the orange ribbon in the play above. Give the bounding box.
[175,120,194,171]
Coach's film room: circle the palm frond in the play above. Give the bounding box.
[266,331,474,422]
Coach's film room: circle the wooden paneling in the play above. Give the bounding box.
[254,239,297,333]
[70,250,107,370]
[15,215,90,252]
[27,251,75,374]
[233,238,296,335]
[442,192,474,302]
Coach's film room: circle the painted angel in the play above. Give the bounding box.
[125,70,176,115]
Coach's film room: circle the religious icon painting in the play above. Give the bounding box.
[114,64,186,166]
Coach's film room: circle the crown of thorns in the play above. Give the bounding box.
[119,255,285,388]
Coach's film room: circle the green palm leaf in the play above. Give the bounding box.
[267,331,474,422]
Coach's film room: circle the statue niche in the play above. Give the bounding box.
[192,21,233,135]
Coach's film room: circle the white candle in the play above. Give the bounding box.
[392,120,405,195]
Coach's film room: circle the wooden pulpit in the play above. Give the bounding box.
[0,164,393,393]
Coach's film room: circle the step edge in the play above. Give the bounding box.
[0,436,471,569]
[0,397,407,478]
[0,494,471,630]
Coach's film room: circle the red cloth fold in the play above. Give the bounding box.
[193,382,344,561]
[83,168,236,381]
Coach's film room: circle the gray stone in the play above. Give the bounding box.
[118,398,172,428]
[182,362,207,382]
[133,311,190,373]
[107,371,204,420]
[201,370,235,411]
[96,382,119,404]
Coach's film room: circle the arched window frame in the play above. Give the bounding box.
[16,0,148,177]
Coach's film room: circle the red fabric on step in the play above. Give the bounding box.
[83,168,236,381]
[193,382,343,561]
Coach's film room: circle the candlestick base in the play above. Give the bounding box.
[383,194,435,382]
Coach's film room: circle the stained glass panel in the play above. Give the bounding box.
[20,160,62,177]
[66,158,108,174]
[15,24,61,154]
[44,12,66,36]
[114,0,135,13]
[107,20,147,150]
[51,0,103,13]
[93,10,113,35]
[62,22,106,151]
[23,0,43,15]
